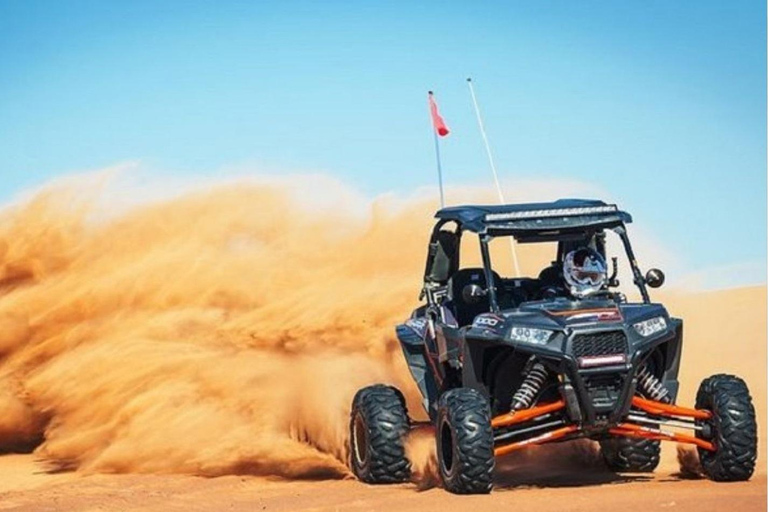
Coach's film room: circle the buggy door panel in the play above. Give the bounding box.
[436,323,462,365]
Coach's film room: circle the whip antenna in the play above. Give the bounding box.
[466,77,521,276]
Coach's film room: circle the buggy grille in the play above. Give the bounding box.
[571,331,628,358]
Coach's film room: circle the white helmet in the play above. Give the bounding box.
[563,247,607,298]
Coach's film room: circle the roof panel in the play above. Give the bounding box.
[435,198,632,234]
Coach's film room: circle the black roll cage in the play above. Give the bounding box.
[423,218,652,308]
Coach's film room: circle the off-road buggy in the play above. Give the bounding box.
[349,199,757,493]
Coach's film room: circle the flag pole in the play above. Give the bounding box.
[466,77,521,277]
[428,90,447,208]
[433,128,445,208]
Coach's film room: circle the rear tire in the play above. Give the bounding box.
[436,388,494,494]
[349,384,411,484]
[600,437,660,472]
[695,374,757,482]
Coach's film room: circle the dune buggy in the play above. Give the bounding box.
[349,199,757,493]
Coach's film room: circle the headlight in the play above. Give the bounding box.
[633,316,667,337]
[508,326,553,345]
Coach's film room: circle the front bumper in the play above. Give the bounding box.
[464,319,683,430]
[540,324,681,429]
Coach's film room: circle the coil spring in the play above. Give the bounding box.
[637,364,671,403]
[511,360,549,410]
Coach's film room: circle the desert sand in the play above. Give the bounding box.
[0,181,763,511]
[0,460,762,512]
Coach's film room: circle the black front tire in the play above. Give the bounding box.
[349,384,411,484]
[600,437,661,472]
[436,388,495,494]
[695,374,757,482]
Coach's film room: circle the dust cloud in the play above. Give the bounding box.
[0,178,438,477]
[0,174,762,483]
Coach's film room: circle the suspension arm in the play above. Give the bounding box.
[493,418,565,443]
[626,413,702,431]
[494,425,579,457]
[610,422,715,451]
[631,396,712,420]
[491,400,566,429]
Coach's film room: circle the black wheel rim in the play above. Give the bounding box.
[440,419,454,475]
[695,394,717,460]
[352,413,369,466]
[698,415,719,462]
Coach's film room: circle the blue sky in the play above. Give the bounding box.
[0,1,765,284]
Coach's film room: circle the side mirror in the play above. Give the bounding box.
[462,284,487,303]
[645,268,665,288]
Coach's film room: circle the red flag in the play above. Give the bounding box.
[428,91,450,137]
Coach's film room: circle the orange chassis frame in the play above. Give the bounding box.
[491,396,714,457]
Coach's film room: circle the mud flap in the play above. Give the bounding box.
[662,320,683,403]
[396,323,440,420]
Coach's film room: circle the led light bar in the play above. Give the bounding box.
[578,353,627,368]
[485,205,618,222]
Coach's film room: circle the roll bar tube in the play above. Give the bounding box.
[479,235,500,312]
[616,225,651,304]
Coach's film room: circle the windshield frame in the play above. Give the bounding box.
[478,223,651,310]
